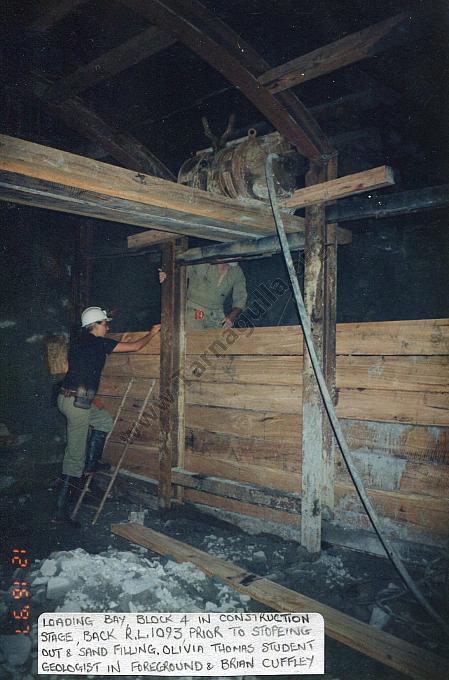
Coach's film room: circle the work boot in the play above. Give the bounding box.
[52,475,81,527]
[84,429,111,473]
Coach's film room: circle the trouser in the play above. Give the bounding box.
[57,394,113,478]
[186,301,223,329]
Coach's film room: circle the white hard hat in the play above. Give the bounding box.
[81,307,112,327]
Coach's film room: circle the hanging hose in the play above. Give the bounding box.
[265,153,449,635]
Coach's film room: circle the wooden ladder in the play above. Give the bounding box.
[71,378,156,524]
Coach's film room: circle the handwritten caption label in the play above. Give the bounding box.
[38,612,324,675]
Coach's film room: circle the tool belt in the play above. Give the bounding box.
[60,387,95,409]
[60,388,77,397]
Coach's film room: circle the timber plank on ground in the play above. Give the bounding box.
[111,524,449,680]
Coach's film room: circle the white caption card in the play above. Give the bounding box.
[38,612,324,675]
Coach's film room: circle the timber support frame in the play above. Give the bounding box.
[158,238,187,511]
[301,155,338,554]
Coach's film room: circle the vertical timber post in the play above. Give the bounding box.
[301,161,327,555]
[322,155,338,517]
[158,237,187,511]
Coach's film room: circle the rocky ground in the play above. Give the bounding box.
[0,473,448,680]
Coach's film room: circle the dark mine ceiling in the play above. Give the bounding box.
[1,0,448,188]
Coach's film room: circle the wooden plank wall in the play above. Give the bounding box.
[100,319,449,548]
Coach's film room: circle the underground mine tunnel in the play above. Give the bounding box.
[1,1,448,679]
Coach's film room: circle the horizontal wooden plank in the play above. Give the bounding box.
[186,404,301,441]
[185,451,300,490]
[185,478,448,537]
[171,468,302,513]
[334,484,449,535]
[0,135,304,237]
[101,381,448,426]
[337,388,449,427]
[282,166,395,209]
[338,355,449,392]
[176,225,352,263]
[105,442,159,478]
[338,449,449,500]
[101,381,448,461]
[187,444,449,500]
[182,386,447,425]
[104,421,449,499]
[103,353,449,393]
[343,420,449,465]
[108,319,449,356]
[185,488,298,526]
[98,376,160,400]
[106,441,449,538]
[127,229,180,248]
[0,172,260,242]
[185,381,302,414]
[186,430,300,471]
[259,13,410,93]
[185,327,304,356]
[111,524,449,680]
[108,418,449,498]
[335,318,449,356]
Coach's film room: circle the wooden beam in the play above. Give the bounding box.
[0,135,306,238]
[103,353,449,393]
[174,185,449,263]
[30,73,175,180]
[171,467,302,513]
[282,166,395,209]
[108,319,449,357]
[158,239,187,510]
[0,170,263,242]
[128,230,181,249]
[327,184,449,222]
[47,26,176,103]
[259,13,411,94]
[301,162,327,555]
[111,524,449,680]
[30,0,89,32]
[322,156,338,518]
[176,227,352,264]
[122,0,333,160]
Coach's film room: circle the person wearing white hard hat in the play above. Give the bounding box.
[55,307,160,526]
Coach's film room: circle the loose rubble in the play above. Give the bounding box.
[0,546,251,679]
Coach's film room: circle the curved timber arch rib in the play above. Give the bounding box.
[121,0,334,162]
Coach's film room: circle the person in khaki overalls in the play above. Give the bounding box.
[160,262,247,329]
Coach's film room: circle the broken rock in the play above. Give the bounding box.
[46,575,73,600]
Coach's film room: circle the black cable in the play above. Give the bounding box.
[265,153,449,635]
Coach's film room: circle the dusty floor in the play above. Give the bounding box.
[1,468,448,680]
